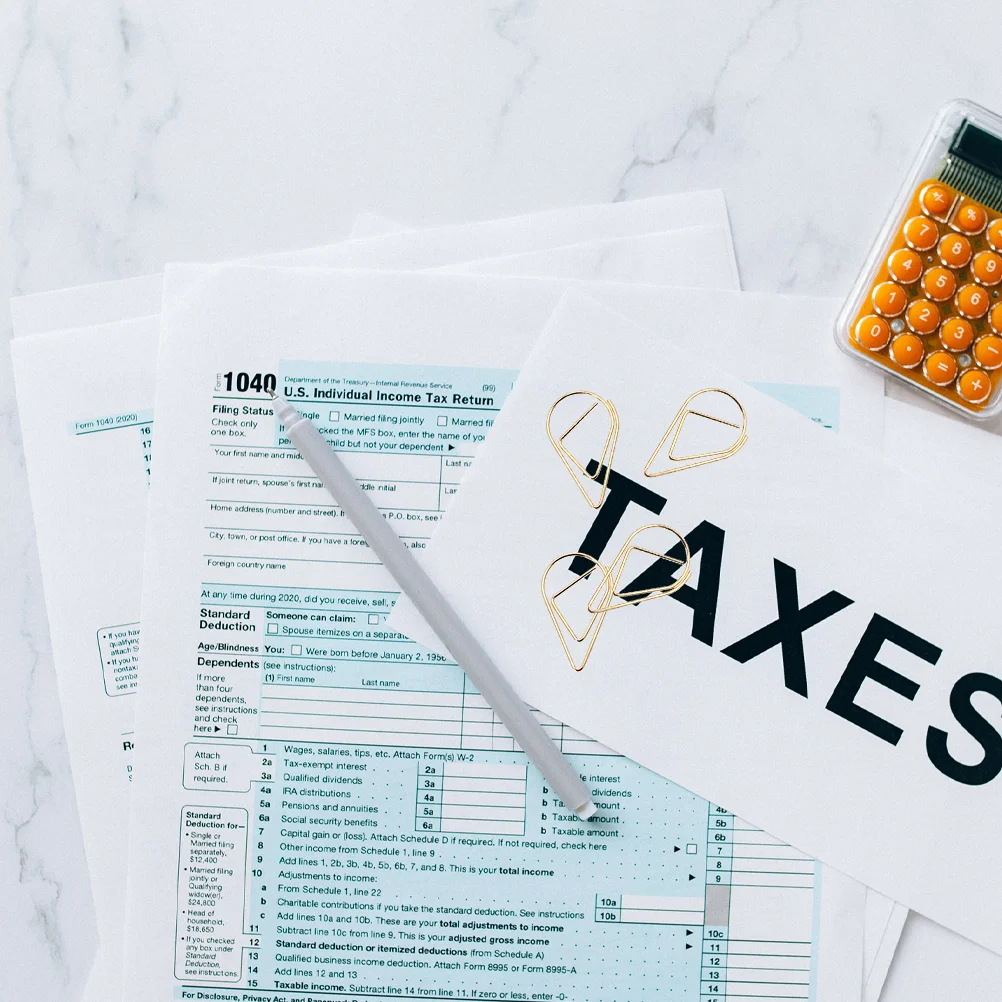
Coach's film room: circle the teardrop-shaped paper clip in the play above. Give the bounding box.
[586,524,692,614]
[644,388,747,478]
[546,390,619,508]
[541,552,610,671]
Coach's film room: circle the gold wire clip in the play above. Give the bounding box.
[546,390,619,509]
[542,526,691,671]
[543,386,745,671]
[541,552,610,672]
[644,388,747,478]
[586,524,691,614]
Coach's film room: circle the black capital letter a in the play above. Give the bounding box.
[720,559,853,697]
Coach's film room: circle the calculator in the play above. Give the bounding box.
[837,101,1002,419]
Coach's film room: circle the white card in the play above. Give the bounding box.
[389,289,1002,956]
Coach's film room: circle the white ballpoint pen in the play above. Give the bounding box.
[270,392,597,821]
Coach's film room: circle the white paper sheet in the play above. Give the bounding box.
[10,273,164,334]
[883,396,1002,493]
[878,395,1002,999]
[441,226,739,288]
[865,897,908,1002]
[882,909,1002,1001]
[12,321,157,1002]
[389,289,1002,957]
[12,209,738,1001]
[267,190,733,270]
[11,191,732,339]
[121,265,868,1001]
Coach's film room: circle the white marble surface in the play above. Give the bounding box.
[2,3,1001,999]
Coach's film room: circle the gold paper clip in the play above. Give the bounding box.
[546,391,619,509]
[644,388,747,478]
[541,552,610,671]
[586,524,691,614]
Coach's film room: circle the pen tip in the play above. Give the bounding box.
[576,801,598,821]
[266,389,276,399]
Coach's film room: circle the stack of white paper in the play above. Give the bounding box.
[10,194,911,1002]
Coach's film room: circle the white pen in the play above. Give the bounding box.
[271,392,597,820]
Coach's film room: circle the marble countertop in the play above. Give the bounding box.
[2,3,998,998]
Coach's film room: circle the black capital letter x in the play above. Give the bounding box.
[720,560,853,697]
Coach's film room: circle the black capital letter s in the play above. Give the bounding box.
[927,673,1002,786]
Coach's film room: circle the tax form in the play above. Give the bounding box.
[10,209,739,1002]
[120,266,873,1002]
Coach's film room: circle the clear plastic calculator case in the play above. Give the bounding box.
[837,100,1002,420]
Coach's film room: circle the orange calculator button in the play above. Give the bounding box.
[940,316,974,351]
[921,266,956,301]
[988,219,1002,251]
[920,183,953,218]
[939,233,972,268]
[924,351,958,385]
[972,251,1002,286]
[872,281,907,316]
[952,201,988,234]
[887,248,922,284]
[958,368,993,404]
[906,299,940,334]
[956,284,990,319]
[854,315,890,351]
[904,216,939,251]
[890,333,924,368]
[990,303,1002,333]
[974,336,1002,370]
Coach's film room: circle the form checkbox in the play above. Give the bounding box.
[368,614,380,625]
[329,410,340,422]
[267,623,278,635]
[686,843,698,854]
[437,415,448,427]
[291,644,302,655]
[226,724,238,735]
